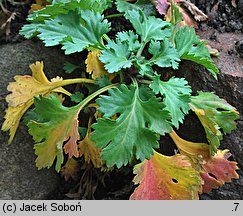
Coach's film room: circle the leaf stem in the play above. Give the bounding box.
[136,41,146,58]
[74,83,119,112]
[51,78,95,89]
[105,13,124,19]
[102,34,110,42]
[139,79,151,85]
[119,71,124,83]
[144,74,154,80]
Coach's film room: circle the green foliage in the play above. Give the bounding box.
[37,10,110,54]
[125,9,171,43]
[70,92,84,103]
[175,26,219,78]
[150,75,191,128]
[190,91,239,154]
[116,0,156,16]
[63,62,80,74]
[99,39,134,73]
[92,84,171,167]
[28,0,112,22]
[148,39,180,69]
[27,95,80,172]
[3,0,239,200]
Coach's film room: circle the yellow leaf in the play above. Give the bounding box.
[85,50,116,80]
[170,130,210,161]
[1,100,33,144]
[78,118,103,168]
[2,61,94,143]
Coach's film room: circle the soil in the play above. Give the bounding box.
[0,0,242,200]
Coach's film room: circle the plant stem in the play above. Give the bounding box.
[139,79,151,85]
[51,78,95,90]
[74,83,119,112]
[105,13,124,19]
[119,71,124,83]
[144,74,155,80]
[102,34,110,42]
[136,41,146,58]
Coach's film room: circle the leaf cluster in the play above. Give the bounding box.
[1,0,240,200]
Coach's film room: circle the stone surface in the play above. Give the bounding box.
[178,31,243,199]
[0,40,79,199]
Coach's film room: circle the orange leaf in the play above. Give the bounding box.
[130,151,202,200]
[29,0,51,13]
[201,150,239,193]
[78,118,103,168]
[61,157,80,181]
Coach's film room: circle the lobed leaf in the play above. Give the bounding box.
[27,95,81,172]
[1,61,70,143]
[37,10,110,54]
[27,0,112,22]
[175,26,218,78]
[148,39,180,69]
[85,50,116,80]
[60,157,80,181]
[150,75,191,128]
[99,39,134,73]
[116,0,156,16]
[92,84,172,168]
[78,120,103,168]
[125,9,171,43]
[116,30,141,52]
[190,92,239,155]
[201,150,239,193]
[130,151,202,200]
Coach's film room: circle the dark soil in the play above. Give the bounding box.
[193,0,243,33]
[0,0,242,200]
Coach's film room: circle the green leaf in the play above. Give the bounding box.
[63,62,80,74]
[19,23,41,39]
[182,42,219,78]
[95,76,112,87]
[92,84,172,168]
[149,75,192,128]
[28,0,112,22]
[174,26,199,57]
[148,39,180,70]
[37,10,110,54]
[125,9,171,43]
[135,58,153,76]
[99,39,134,73]
[27,95,81,172]
[116,30,141,52]
[116,0,156,16]
[175,26,219,78]
[70,92,84,103]
[190,91,239,154]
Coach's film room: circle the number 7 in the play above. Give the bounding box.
[234,203,239,211]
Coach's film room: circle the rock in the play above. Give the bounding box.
[178,30,243,199]
[0,40,79,199]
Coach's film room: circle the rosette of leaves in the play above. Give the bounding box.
[1,0,240,200]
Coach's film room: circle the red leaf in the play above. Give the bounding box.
[130,151,202,200]
[201,150,239,193]
[155,0,169,14]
